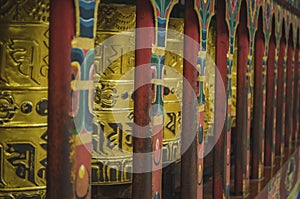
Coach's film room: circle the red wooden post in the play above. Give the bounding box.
[285,27,294,151]
[48,0,75,198]
[214,0,229,197]
[234,0,250,195]
[181,0,199,198]
[48,1,98,198]
[293,31,299,144]
[276,23,286,157]
[251,11,265,180]
[132,1,154,198]
[265,18,276,167]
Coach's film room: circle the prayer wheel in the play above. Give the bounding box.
[92,3,183,188]
[0,0,49,198]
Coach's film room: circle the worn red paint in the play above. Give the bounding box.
[285,27,294,151]
[234,0,250,195]
[132,1,154,199]
[265,18,276,167]
[181,0,199,198]
[252,10,265,180]
[214,0,229,198]
[47,0,75,198]
[276,25,286,157]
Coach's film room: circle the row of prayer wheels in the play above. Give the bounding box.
[0,1,216,198]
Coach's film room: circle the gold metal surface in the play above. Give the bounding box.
[204,23,216,137]
[231,39,238,127]
[92,4,183,185]
[0,0,49,198]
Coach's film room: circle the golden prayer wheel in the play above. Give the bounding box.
[92,3,183,186]
[0,0,49,198]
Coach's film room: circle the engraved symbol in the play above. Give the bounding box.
[38,131,47,180]
[0,41,8,83]
[92,122,106,154]
[121,91,128,99]
[6,143,37,185]
[165,112,177,135]
[96,83,119,108]
[0,0,29,20]
[107,123,132,151]
[36,99,47,116]
[127,111,134,121]
[0,145,4,187]
[8,40,42,84]
[21,102,33,114]
[0,92,18,124]
[106,123,121,151]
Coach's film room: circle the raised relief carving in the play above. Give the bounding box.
[8,40,42,84]
[106,122,132,152]
[38,131,47,180]
[0,1,48,198]
[0,145,4,187]
[3,132,47,187]
[36,99,47,116]
[0,0,49,22]
[97,4,136,32]
[6,143,37,185]
[95,83,119,109]
[92,4,183,185]
[0,92,18,125]
[165,112,181,136]
[94,43,135,79]
[0,28,49,87]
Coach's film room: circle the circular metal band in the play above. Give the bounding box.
[0,90,47,127]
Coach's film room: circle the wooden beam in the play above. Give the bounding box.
[132,1,154,198]
[181,0,199,198]
[285,27,294,151]
[234,0,250,195]
[48,0,75,198]
[265,18,276,167]
[214,0,229,197]
[276,25,286,157]
[251,10,265,180]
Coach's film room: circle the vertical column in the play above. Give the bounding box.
[299,49,300,143]
[251,11,265,180]
[298,49,300,142]
[48,1,99,199]
[225,0,242,197]
[276,22,286,157]
[181,0,199,198]
[48,0,75,198]
[132,1,154,198]
[265,19,276,167]
[194,0,215,198]
[234,0,250,195]
[149,1,178,198]
[273,6,283,156]
[293,32,299,145]
[214,0,229,197]
[285,27,294,151]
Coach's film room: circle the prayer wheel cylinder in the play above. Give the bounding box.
[0,1,49,198]
[92,3,183,191]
